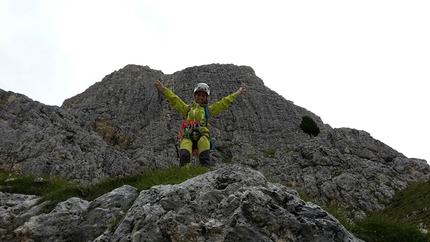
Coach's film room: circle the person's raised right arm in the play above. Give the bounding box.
[154,80,189,117]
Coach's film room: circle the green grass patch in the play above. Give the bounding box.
[0,173,74,197]
[351,213,430,242]
[262,171,278,184]
[3,167,430,241]
[291,184,430,241]
[222,157,233,164]
[0,165,210,213]
[259,149,277,158]
[382,180,430,229]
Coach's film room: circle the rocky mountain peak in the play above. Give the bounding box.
[0,64,429,240]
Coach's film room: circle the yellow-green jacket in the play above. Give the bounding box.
[162,87,239,136]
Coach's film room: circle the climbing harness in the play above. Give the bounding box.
[177,105,215,155]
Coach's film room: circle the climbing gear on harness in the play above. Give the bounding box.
[194,83,210,96]
[187,121,204,154]
[188,122,202,141]
[177,104,215,155]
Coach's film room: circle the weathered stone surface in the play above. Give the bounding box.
[0,192,44,241]
[260,128,429,217]
[2,167,364,241]
[101,166,361,242]
[13,185,138,242]
[1,64,324,184]
[1,63,429,236]
[0,89,140,184]
[60,64,320,170]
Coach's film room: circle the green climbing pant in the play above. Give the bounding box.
[179,135,211,167]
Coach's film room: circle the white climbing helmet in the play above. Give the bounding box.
[193,83,210,96]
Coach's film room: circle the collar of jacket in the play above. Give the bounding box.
[192,102,207,107]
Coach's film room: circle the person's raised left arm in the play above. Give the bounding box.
[210,87,246,116]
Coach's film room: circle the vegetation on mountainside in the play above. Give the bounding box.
[383,179,430,229]
[300,115,320,138]
[353,179,430,241]
[1,167,430,241]
[351,213,429,242]
[0,166,209,213]
[316,179,430,242]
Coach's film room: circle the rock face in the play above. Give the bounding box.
[261,129,430,215]
[0,89,140,184]
[8,166,362,242]
[7,185,138,242]
[0,192,43,241]
[0,63,429,220]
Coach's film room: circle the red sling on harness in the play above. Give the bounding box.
[177,105,213,155]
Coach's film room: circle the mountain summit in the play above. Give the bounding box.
[0,64,428,240]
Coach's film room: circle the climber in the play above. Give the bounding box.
[154,80,246,167]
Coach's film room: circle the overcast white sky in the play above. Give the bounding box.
[1,0,429,162]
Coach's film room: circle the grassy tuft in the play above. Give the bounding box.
[3,167,430,241]
[351,213,430,242]
[285,181,430,241]
[222,157,233,164]
[259,149,277,158]
[0,165,210,213]
[0,173,76,197]
[383,180,430,229]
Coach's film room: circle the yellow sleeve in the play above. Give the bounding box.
[209,92,239,116]
[162,87,189,117]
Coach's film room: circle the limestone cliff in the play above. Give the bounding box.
[0,64,429,239]
[5,166,363,241]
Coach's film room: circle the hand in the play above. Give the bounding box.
[154,80,164,89]
[236,87,246,95]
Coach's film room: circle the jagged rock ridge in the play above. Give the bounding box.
[4,166,363,241]
[0,64,429,239]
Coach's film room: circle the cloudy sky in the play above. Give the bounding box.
[1,1,429,162]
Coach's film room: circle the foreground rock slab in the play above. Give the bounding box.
[106,166,361,242]
[14,185,138,242]
[3,166,361,241]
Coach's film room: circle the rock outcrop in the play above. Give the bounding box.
[7,166,362,242]
[0,63,429,239]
